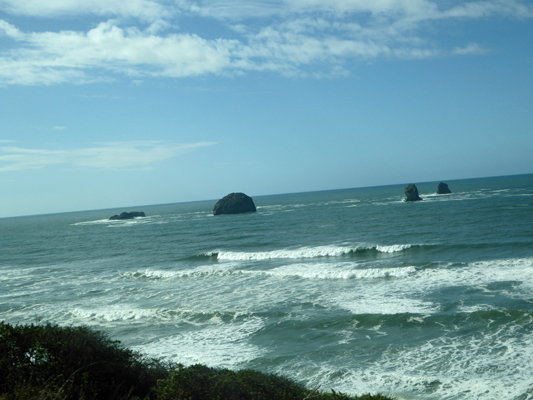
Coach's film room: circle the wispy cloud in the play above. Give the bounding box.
[0,141,217,172]
[0,0,171,21]
[186,0,533,20]
[452,42,488,56]
[0,0,532,85]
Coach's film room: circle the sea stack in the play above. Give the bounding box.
[437,182,452,194]
[213,193,257,215]
[109,211,146,220]
[404,184,422,202]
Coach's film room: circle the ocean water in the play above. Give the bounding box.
[1,174,533,400]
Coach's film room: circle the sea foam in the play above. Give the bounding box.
[132,316,266,369]
[262,264,417,280]
[216,244,412,261]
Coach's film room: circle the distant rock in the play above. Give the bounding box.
[213,193,257,215]
[404,184,422,202]
[109,211,146,220]
[437,182,452,194]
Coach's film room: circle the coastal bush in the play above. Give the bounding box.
[155,364,309,399]
[0,322,167,399]
[0,322,392,400]
[155,365,393,400]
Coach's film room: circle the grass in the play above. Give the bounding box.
[0,322,393,400]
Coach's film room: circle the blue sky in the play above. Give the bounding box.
[1,0,532,218]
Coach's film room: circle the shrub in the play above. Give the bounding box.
[0,322,167,400]
[156,364,309,400]
[155,365,392,400]
[0,323,392,400]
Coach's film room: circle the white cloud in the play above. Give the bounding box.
[0,1,532,85]
[182,0,533,20]
[1,0,531,22]
[0,21,240,85]
[0,141,217,172]
[442,0,533,19]
[0,0,171,21]
[0,19,22,38]
[452,42,488,56]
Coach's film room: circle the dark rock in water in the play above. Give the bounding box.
[437,182,452,194]
[213,193,257,215]
[109,211,146,220]
[404,184,422,202]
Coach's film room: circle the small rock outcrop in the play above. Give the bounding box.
[404,184,422,202]
[437,182,451,194]
[109,211,146,220]
[213,193,257,215]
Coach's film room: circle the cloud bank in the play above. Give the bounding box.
[0,0,532,85]
[0,141,216,171]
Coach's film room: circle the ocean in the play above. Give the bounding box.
[1,174,533,400]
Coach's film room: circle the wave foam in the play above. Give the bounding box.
[376,244,412,253]
[130,263,417,283]
[415,257,533,294]
[69,305,157,323]
[216,244,412,261]
[134,317,265,369]
[130,265,238,280]
[217,246,355,260]
[264,264,417,280]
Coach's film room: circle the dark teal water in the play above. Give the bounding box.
[1,174,533,399]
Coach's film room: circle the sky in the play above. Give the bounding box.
[0,0,532,218]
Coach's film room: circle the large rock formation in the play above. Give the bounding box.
[437,182,452,194]
[213,193,257,215]
[404,184,422,202]
[109,211,146,220]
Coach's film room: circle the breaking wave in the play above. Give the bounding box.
[212,244,414,261]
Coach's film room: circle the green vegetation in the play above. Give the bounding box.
[0,322,392,400]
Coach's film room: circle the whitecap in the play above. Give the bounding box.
[133,316,265,369]
[69,305,157,323]
[376,244,412,253]
[216,246,356,261]
[262,264,417,281]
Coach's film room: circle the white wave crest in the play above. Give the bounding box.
[133,265,237,280]
[216,243,412,260]
[217,246,370,261]
[129,263,417,283]
[217,246,356,260]
[133,317,265,369]
[264,264,417,280]
[376,244,412,253]
[70,305,157,322]
[72,219,113,226]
